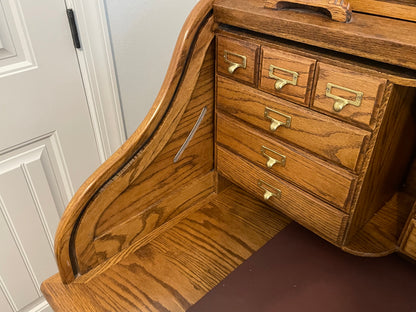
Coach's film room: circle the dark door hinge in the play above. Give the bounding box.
[66,9,81,49]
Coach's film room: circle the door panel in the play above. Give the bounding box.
[0,0,102,311]
[0,0,36,76]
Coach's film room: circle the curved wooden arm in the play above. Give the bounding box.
[54,0,214,284]
[264,0,352,23]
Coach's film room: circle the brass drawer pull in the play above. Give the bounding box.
[268,65,299,91]
[224,50,247,74]
[261,146,286,168]
[326,83,363,112]
[258,180,282,201]
[264,107,292,131]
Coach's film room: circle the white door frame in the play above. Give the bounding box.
[64,0,126,162]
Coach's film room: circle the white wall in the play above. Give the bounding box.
[104,0,200,137]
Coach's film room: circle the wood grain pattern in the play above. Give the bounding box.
[264,0,352,23]
[216,27,416,88]
[399,199,416,246]
[405,157,416,197]
[96,46,215,237]
[216,146,348,244]
[260,46,316,106]
[215,172,233,194]
[75,38,216,275]
[41,185,291,311]
[401,218,416,260]
[313,62,386,129]
[344,86,416,244]
[217,75,370,171]
[217,35,259,85]
[214,0,416,70]
[48,0,416,289]
[93,173,215,264]
[215,29,416,256]
[343,192,415,257]
[53,0,215,283]
[349,0,416,22]
[216,112,356,211]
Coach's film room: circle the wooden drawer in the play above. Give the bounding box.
[216,113,356,211]
[402,219,416,260]
[217,35,259,85]
[313,63,386,129]
[259,46,316,106]
[217,146,348,245]
[217,75,370,172]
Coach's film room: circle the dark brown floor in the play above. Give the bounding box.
[188,223,416,312]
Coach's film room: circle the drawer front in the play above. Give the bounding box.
[217,35,259,85]
[402,219,416,260]
[260,46,316,106]
[216,113,356,211]
[217,146,348,245]
[217,75,370,172]
[313,63,386,128]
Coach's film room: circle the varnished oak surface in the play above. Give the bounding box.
[41,186,291,311]
[264,0,352,23]
[216,27,416,88]
[214,0,416,71]
[47,0,416,294]
[217,75,370,172]
[215,29,416,256]
[217,147,348,245]
[54,0,215,283]
[344,192,416,257]
[260,46,316,106]
[75,39,216,274]
[344,85,416,243]
[217,35,259,85]
[349,0,416,22]
[313,62,386,129]
[402,219,416,259]
[216,113,356,211]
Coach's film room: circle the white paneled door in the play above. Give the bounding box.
[0,0,102,311]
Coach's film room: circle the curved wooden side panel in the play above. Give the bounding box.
[76,38,216,274]
[54,0,214,284]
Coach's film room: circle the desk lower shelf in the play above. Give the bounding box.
[41,186,290,312]
[343,191,415,256]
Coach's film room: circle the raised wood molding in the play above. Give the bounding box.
[214,0,416,71]
[349,0,416,22]
[264,0,352,23]
[64,0,126,161]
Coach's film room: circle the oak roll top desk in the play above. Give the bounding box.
[42,0,416,310]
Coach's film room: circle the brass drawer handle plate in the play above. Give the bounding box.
[264,107,292,131]
[268,65,299,91]
[261,146,286,168]
[224,50,247,74]
[258,180,282,201]
[326,83,363,112]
